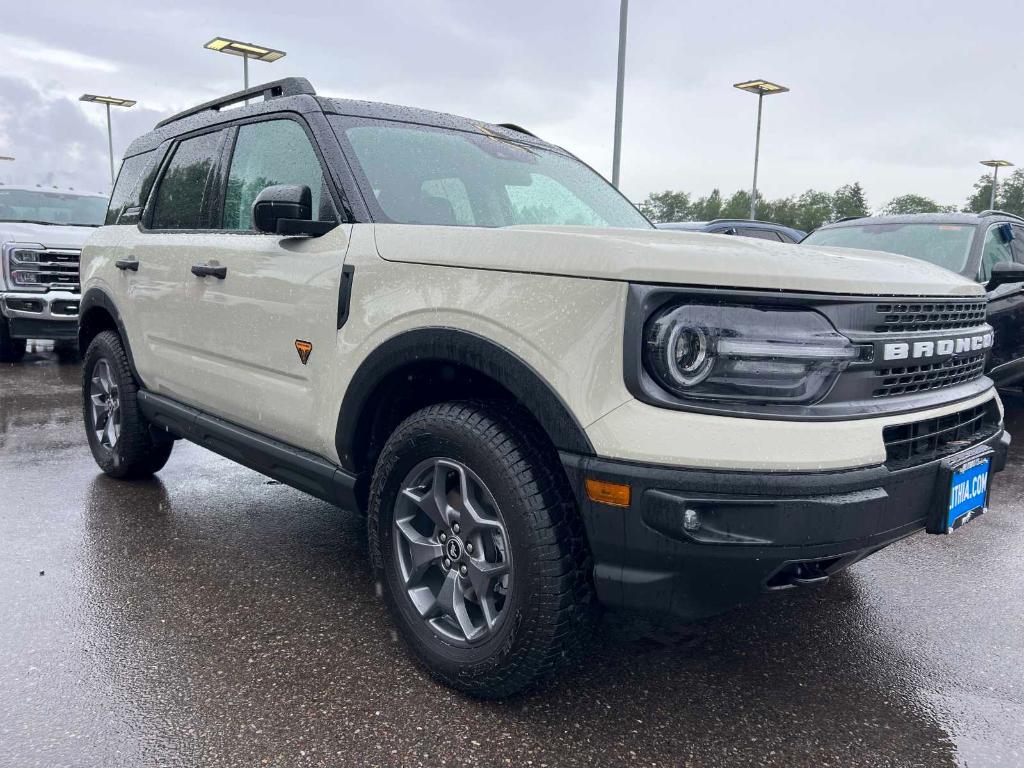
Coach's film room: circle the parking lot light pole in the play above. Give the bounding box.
[980,160,1013,209]
[611,0,628,188]
[79,95,136,185]
[733,79,789,220]
[204,37,287,91]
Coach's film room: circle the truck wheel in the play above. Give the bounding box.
[0,317,26,363]
[82,330,173,479]
[368,401,596,698]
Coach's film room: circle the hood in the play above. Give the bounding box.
[372,224,984,297]
[0,221,98,250]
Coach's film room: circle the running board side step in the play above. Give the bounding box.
[137,390,360,512]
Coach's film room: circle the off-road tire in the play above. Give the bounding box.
[0,316,26,363]
[83,330,173,478]
[368,400,596,699]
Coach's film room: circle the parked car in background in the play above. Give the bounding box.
[657,218,806,243]
[0,185,107,361]
[803,212,1024,389]
[79,78,1010,698]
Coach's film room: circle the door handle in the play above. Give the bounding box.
[115,258,139,271]
[190,264,227,279]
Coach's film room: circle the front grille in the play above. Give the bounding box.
[34,249,81,292]
[873,353,988,398]
[874,301,987,333]
[883,401,1000,469]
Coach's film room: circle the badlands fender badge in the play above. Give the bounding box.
[294,340,313,365]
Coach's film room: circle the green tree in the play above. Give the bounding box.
[638,190,692,222]
[964,173,995,213]
[792,189,834,232]
[832,182,869,220]
[688,188,722,221]
[721,189,752,219]
[996,169,1024,217]
[882,194,955,215]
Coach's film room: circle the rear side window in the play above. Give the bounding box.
[736,227,783,241]
[105,150,160,225]
[222,119,333,231]
[150,131,224,230]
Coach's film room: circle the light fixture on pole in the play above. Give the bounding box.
[980,160,1013,209]
[611,0,628,189]
[80,94,136,186]
[733,79,789,220]
[204,37,286,91]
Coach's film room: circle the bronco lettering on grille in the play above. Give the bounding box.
[883,332,993,362]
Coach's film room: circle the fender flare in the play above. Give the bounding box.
[78,287,145,386]
[335,327,595,472]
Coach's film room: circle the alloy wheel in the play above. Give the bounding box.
[89,359,121,450]
[393,457,512,645]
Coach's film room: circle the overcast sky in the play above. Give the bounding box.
[2,0,1022,210]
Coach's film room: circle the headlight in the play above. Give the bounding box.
[644,303,861,404]
[10,249,41,264]
[11,270,41,286]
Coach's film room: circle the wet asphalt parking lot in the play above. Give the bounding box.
[1,347,1022,768]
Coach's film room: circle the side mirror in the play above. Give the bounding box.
[252,184,336,237]
[986,261,1024,291]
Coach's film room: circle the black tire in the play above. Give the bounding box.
[82,330,173,479]
[0,316,26,363]
[368,401,596,698]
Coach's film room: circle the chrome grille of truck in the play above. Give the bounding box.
[872,353,988,398]
[883,400,1000,469]
[33,249,81,292]
[874,301,987,333]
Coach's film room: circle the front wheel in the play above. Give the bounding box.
[368,401,595,698]
[82,330,173,478]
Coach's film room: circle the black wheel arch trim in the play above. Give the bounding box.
[78,287,145,387]
[335,327,595,473]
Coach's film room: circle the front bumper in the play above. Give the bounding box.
[561,428,1011,620]
[1,291,79,340]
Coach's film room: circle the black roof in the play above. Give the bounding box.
[125,77,561,158]
[813,211,1024,231]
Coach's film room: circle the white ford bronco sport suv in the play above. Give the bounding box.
[0,185,107,361]
[80,79,1011,698]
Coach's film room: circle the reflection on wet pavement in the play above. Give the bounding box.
[1,349,1022,767]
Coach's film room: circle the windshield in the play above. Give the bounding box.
[0,189,107,227]
[803,222,977,273]
[332,117,651,229]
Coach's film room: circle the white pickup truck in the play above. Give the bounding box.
[0,185,107,361]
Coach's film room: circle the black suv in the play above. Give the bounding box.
[804,211,1024,389]
[657,218,805,243]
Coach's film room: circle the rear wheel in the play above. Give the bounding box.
[368,401,595,698]
[0,316,26,363]
[82,330,173,478]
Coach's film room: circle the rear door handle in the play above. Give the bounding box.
[115,258,139,271]
[190,264,227,279]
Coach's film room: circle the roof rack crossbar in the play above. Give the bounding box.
[155,77,316,129]
[979,209,1024,222]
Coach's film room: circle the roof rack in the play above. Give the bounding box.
[155,77,316,129]
[978,209,1024,222]
[497,123,537,138]
[835,215,865,222]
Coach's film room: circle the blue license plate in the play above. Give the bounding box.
[946,456,991,532]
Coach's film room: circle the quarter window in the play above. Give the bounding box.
[106,149,161,225]
[222,119,333,231]
[979,224,1015,282]
[150,132,224,230]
